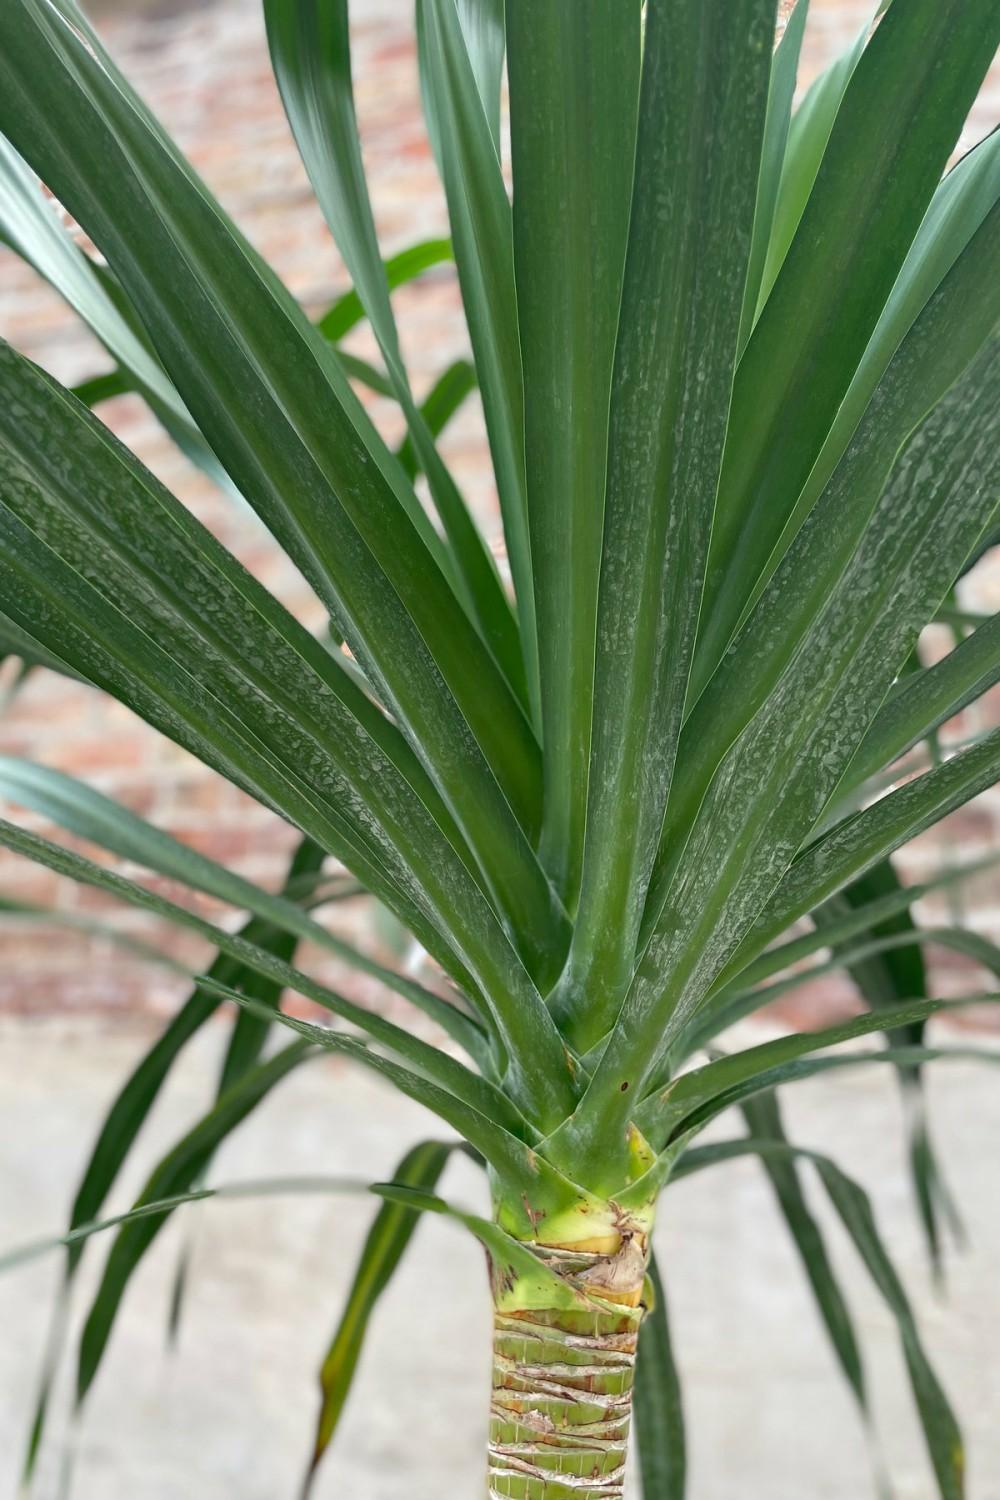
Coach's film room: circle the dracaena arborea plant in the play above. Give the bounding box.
[1,0,999,1495]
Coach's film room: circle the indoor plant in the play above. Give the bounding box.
[0,0,999,1494]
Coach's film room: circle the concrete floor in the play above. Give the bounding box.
[2,1016,999,1500]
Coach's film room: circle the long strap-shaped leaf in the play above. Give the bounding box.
[633,1252,686,1500]
[647,308,1000,994]
[397,359,476,481]
[838,610,1000,801]
[0,755,485,1059]
[733,726,1000,983]
[505,0,641,908]
[3,1176,399,1274]
[553,335,1000,1186]
[648,208,1000,923]
[812,1150,964,1499]
[634,997,997,1149]
[454,0,504,148]
[75,1046,329,1407]
[68,841,324,1284]
[664,1046,1000,1154]
[0,353,465,957]
[817,861,961,1276]
[75,1041,314,1404]
[417,0,539,717]
[18,838,332,1481]
[66,238,455,416]
[316,237,453,341]
[220,992,592,1221]
[737,0,810,353]
[0,0,559,975]
[716,851,1000,999]
[0,346,578,1121]
[0,609,78,680]
[669,1133,966,1499]
[263,0,526,707]
[0,134,240,498]
[742,127,1000,628]
[648,342,1000,1039]
[302,1140,455,1496]
[0,895,186,973]
[683,921,1000,1064]
[555,0,776,1043]
[694,0,1000,689]
[0,819,529,1139]
[740,1092,869,1419]
[755,8,872,314]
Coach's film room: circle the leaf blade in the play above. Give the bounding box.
[556,0,777,1045]
[633,1252,686,1500]
[505,0,641,906]
[264,0,526,704]
[303,1140,454,1494]
[695,0,1000,688]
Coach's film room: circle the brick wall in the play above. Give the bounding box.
[1,0,998,1026]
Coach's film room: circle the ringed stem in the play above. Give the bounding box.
[486,1209,652,1499]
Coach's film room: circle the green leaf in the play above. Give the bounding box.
[220,995,604,1248]
[66,937,293,1280]
[334,350,395,397]
[820,863,930,1044]
[756,11,871,311]
[817,860,963,1275]
[0,1,561,989]
[70,367,131,407]
[0,135,236,498]
[813,1154,965,1499]
[717,851,1000,1000]
[73,249,455,413]
[303,1141,454,1495]
[5,1193,216,1275]
[368,1183,601,1314]
[683,919,1000,1063]
[0,894,185,973]
[315,237,453,342]
[454,0,504,151]
[563,333,1000,1183]
[204,987,572,1209]
[2,1173,410,1274]
[0,818,526,1137]
[0,757,487,1063]
[214,837,330,1100]
[417,0,540,718]
[77,1042,313,1403]
[0,341,579,1120]
[157,844,322,1348]
[675,1047,1000,1164]
[695,0,1000,687]
[743,128,1000,629]
[739,726,1000,977]
[656,206,1000,922]
[555,0,776,1046]
[637,996,999,1149]
[740,1092,867,1413]
[633,1252,686,1500]
[737,0,810,352]
[264,0,526,706]
[840,610,1000,801]
[0,609,80,681]
[397,359,477,481]
[505,0,641,907]
[669,1133,965,1499]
